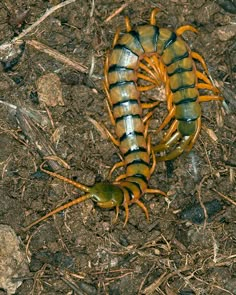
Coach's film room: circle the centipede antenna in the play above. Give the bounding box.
[23,193,92,231]
[40,163,90,193]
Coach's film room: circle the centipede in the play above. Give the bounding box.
[24,8,223,230]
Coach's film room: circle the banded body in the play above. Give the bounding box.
[106,8,223,161]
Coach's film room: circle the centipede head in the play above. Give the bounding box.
[23,165,124,230]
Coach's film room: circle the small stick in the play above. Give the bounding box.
[26,40,88,73]
[105,3,130,23]
[212,189,236,206]
[0,0,76,50]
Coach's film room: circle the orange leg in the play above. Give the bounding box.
[115,173,127,182]
[191,52,209,75]
[139,60,161,81]
[102,124,120,147]
[132,199,149,221]
[155,106,176,134]
[199,95,224,102]
[150,8,161,25]
[108,160,125,179]
[196,71,212,85]
[149,149,156,175]
[145,188,167,197]
[125,16,132,32]
[112,28,121,48]
[197,83,220,94]
[137,72,160,85]
[123,190,130,227]
[143,56,163,84]
[137,84,157,91]
[143,110,154,124]
[161,119,178,143]
[176,25,198,36]
[105,99,116,126]
[141,101,160,110]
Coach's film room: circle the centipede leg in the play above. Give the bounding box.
[112,28,121,48]
[123,191,130,226]
[106,100,116,126]
[102,124,120,147]
[145,188,167,197]
[108,160,125,179]
[150,8,161,25]
[139,60,161,82]
[160,119,178,143]
[137,72,160,85]
[141,101,160,110]
[153,131,181,153]
[196,71,212,85]
[149,149,156,175]
[125,16,132,32]
[137,84,157,91]
[155,106,176,134]
[199,95,224,102]
[176,25,198,36]
[185,118,201,152]
[197,83,220,94]
[156,135,192,161]
[132,199,149,221]
[191,52,209,75]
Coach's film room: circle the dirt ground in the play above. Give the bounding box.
[0,0,235,294]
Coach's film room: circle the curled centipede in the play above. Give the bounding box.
[24,9,223,230]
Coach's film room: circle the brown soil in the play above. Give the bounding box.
[0,0,235,294]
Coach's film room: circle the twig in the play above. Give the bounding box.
[26,40,88,73]
[212,189,236,206]
[0,0,76,50]
[105,3,130,22]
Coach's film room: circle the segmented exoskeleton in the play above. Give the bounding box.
[24,10,169,231]
[138,10,223,161]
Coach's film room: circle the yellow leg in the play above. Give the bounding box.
[153,131,181,153]
[156,135,192,161]
[176,25,198,36]
[185,117,201,152]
